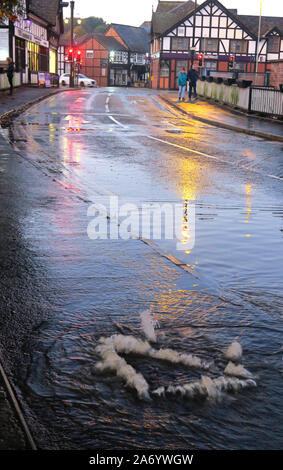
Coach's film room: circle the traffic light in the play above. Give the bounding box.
[198,54,204,67]
[67,48,73,62]
[228,56,235,70]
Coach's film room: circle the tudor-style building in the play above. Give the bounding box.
[106,24,150,85]
[150,0,283,90]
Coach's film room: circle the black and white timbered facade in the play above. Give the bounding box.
[151,0,283,90]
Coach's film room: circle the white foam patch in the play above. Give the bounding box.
[225,341,243,362]
[95,336,150,400]
[140,309,158,343]
[95,333,256,402]
[224,361,253,379]
[152,375,257,401]
[95,334,209,399]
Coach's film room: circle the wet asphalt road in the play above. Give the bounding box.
[0,87,283,449]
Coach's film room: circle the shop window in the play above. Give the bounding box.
[176,60,188,76]
[15,37,25,72]
[204,61,217,70]
[49,50,56,74]
[160,61,169,77]
[28,41,39,72]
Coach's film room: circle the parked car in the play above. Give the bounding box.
[59,73,97,87]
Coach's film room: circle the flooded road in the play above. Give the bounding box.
[0,88,283,449]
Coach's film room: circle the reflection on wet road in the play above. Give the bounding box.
[1,88,283,449]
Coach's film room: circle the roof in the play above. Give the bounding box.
[156,1,185,13]
[63,33,128,51]
[28,0,60,26]
[110,24,150,53]
[152,0,197,36]
[238,15,283,36]
[152,0,283,38]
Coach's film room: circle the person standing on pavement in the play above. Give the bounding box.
[6,58,14,96]
[177,67,187,101]
[187,66,199,102]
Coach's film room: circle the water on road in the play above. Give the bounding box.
[1,88,283,449]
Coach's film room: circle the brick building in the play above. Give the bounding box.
[59,23,150,87]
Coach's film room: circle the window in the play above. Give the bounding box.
[86,50,94,58]
[172,37,189,51]
[15,38,25,72]
[267,36,280,53]
[160,60,169,77]
[176,60,188,76]
[201,38,218,52]
[230,40,248,53]
[39,46,48,72]
[204,60,217,70]
[28,42,39,72]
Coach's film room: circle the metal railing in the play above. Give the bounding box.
[248,86,283,117]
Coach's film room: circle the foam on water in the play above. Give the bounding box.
[95,319,256,401]
[140,309,158,343]
[225,341,243,362]
[224,361,253,379]
[152,375,257,401]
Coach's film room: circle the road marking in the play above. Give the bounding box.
[105,93,111,113]
[108,115,127,128]
[147,135,222,161]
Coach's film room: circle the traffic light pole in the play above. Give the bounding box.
[70,1,75,88]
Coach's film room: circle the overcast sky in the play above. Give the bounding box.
[70,0,283,27]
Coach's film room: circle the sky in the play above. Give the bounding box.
[70,0,283,27]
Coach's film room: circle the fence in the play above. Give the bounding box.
[248,87,283,117]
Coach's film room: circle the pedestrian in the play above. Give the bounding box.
[6,57,14,96]
[177,67,187,102]
[187,66,199,102]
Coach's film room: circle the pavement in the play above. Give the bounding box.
[160,91,283,142]
[0,85,66,450]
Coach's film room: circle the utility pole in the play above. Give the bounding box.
[70,0,75,88]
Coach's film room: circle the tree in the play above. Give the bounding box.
[0,0,24,24]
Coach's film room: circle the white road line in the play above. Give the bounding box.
[105,93,111,113]
[267,174,283,181]
[108,115,127,128]
[147,135,222,161]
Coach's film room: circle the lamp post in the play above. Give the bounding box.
[255,0,263,75]
[191,0,197,70]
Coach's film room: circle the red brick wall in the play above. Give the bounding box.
[150,58,160,89]
[77,37,109,87]
[269,61,283,89]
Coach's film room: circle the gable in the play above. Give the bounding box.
[156,0,256,40]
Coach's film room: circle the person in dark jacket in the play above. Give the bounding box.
[6,57,14,96]
[187,67,199,101]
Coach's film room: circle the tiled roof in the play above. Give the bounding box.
[63,33,128,51]
[156,1,186,13]
[152,0,197,35]
[28,0,60,26]
[238,15,283,36]
[110,24,150,53]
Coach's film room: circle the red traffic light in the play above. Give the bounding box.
[77,50,81,55]
[198,54,204,67]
